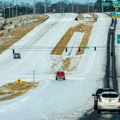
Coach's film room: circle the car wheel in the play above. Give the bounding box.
[56,77,58,80]
[63,77,65,80]
[94,105,97,110]
[97,110,101,114]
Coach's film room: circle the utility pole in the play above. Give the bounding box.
[72,0,73,13]
[102,0,104,12]
[3,0,5,19]
[34,0,36,14]
[44,0,46,14]
[77,2,79,13]
[33,70,35,83]
[12,0,14,17]
[63,0,64,14]
[9,3,11,19]
[60,0,62,14]
[26,3,27,15]
[88,0,89,13]
[16,0,17,16]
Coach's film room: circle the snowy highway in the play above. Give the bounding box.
[0,13,119,120]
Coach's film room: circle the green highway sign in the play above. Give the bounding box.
[102,3,110,6]
[117,34,120,44]
[113,1,120,7]
[112,12,120,18]
[115,8,119,11]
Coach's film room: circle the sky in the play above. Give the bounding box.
[0,0,96,5]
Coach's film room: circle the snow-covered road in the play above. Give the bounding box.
[0,13,111,120]
[0,13,78,83]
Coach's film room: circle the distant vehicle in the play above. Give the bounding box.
[56,71,65,80]
[14,53,21,59]
[92,88,114,110]
[97,91,120,114]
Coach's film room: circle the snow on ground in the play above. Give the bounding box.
[0,13,78,81]
[83,14,92,18]
[63,32,84,56]
[82,14,94,22]
[0,13,111,120]
[0,17,4,24]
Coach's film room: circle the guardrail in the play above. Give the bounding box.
[104,17,118,91]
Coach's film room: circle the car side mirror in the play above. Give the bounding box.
[92,94,95,96]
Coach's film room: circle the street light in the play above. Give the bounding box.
[102,0,105,12]
[72,0,73,13]
[60,0,62,14]
[44,0,46,14]
[77,2,79,13]
[16,0,17,16]
[88,0,89,13]
[3,0,6,19]
[12,0,14,17]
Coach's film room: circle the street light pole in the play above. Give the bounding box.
[63,0,64,14]
[60,0,62,14]
[26,3,27,15]
[102,0,104,12]
[16,0,17,16]
[3,0,6,19]
[77,2,79,13]
[72,0,73,13]
[12,0,14,17]
[9,5,10,19]
[88,0,89,13]
[44,0,46,14]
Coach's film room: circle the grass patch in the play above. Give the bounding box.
[61,57,72,71]
[51,21,94,55]
[0,15,48,53]
[0,81,38,102]
[51,14,96,55]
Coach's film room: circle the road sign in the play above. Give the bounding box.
[112,12,120,18]
[113,1,120,8]
[16,79,23,85]
[117,34,120,44]
[102,3,110,6]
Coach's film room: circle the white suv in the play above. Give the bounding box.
[97,91,120,114]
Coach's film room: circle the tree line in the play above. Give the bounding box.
[0,0,116,18]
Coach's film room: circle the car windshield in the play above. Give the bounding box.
[102,93,118,98]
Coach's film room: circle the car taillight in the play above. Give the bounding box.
[99,98,102,102]
[118,98,120,102]
[94,96,97,100]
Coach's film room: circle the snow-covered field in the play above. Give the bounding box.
[0,13,112,120]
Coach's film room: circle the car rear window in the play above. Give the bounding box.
[96,89,104,95]
[102,93,118,98]
[57,72,64,74]
[96,89,114,95]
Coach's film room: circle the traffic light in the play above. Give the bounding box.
[94,47,96,51]
[65,47,67,52]
[78,47,80,52]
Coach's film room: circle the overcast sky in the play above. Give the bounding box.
[0,0,96,4]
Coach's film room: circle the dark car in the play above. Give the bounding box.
[14,53,21,59]
[92,88,114,110]
[56,71,65,80]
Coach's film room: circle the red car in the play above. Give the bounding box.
[56,71,65,80]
